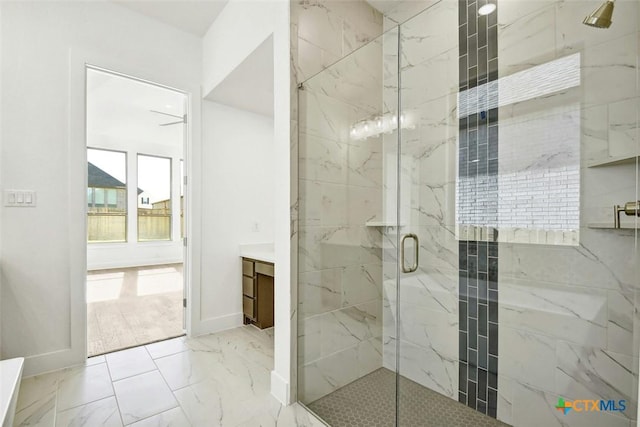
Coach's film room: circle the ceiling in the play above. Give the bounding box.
[87,68,186,148]
[205,35,274,117]
[113,0,229,36]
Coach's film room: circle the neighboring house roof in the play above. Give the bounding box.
[88,162,143,194]
[88,162,126,188]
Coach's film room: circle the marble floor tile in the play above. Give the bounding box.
[57,363,114,412]
[206,349,272,398]
[263,327,275,340]
[127,407,191,427]
[196,326,275,374]
[87,355,106,366]
[55,396,122,427]
[106,346,156,381]
[145,337,189,360]
[13,397,56,427]
[153,349,222,391]
[13,371,59,427]
[16,326,325,427]
[228,325,275,353]
[173,377,254,427]
[112,371,178,425]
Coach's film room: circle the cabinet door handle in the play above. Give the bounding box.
[401,233,419,273]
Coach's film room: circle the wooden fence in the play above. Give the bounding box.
[88,213,172,242]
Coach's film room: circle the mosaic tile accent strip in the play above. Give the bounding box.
[459,240,499,417]
[308,368,509,427]
[457,0,499,419]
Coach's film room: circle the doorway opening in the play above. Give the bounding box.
[85,67,188,356]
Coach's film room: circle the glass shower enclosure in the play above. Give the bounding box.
[297,1,639,426]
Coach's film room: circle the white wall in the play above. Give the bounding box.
[0,0,202,375]
[199,101,274,332]
[202,0,279,97]
[0,3,3,359]
[202,0,292,404]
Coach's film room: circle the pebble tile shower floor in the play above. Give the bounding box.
[307,368,510,427]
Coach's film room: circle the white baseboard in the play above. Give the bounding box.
[271,370,290,405]
[21,347,84,378]
[192,312,243,337]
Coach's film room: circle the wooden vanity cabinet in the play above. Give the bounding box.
[242,258,274,329]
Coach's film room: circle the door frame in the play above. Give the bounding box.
[84,65,189,351]
[69,48,202,365]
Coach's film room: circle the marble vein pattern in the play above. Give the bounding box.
[376,0,463,408]
[113,371,178,425]
[13,326,325,427]
[292,0,387,407]
[298,0,640,426]
[291,0,383,83]
[106,346,157,382]
[55,397,122,427]
[494,2,640,425]
[296,7,387,404]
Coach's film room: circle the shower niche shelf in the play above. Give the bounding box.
[588,154,639,168]
[365,221,405,227]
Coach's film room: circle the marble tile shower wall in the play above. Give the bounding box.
[297,76,385,402]
[291,0,384,403]
[495,1,639,426]
[295,3,639,427]
[376,1,639,426]
[293,0,387,404]
[381,0,462,400]
[291,1,383,82]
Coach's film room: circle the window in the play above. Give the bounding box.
[106,189,118,207]
[87,148,127,242]
[138,154,172,241]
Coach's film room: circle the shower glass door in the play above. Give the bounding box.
[297,27,400,425]
[395,1,474,424]
[396,1,640,426]
[297,1,639,426]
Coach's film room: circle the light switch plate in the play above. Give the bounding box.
[4,190,37,207]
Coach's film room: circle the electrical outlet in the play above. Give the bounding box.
[4,190,37,207]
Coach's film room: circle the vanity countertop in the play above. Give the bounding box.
[239,243,275,264]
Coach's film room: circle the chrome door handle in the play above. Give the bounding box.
[401,233,419,273]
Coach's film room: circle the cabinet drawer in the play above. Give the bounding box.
[242,276,255,297]
[242,259,254,276]
[255,262,274,277]
[243,295,255,319]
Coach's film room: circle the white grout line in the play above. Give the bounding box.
[98,359,125,427]
[149,344,192,426]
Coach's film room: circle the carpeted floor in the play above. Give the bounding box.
[87,264,184,356]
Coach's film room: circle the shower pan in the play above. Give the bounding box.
[296,1,640,426]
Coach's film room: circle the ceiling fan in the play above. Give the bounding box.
[149,110,186,126]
